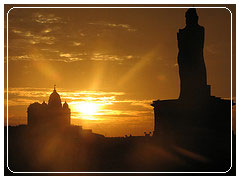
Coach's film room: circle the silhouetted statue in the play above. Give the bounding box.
[152,9,233,171]
[177,8,210,101]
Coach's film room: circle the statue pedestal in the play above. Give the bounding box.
[151,97,232,171]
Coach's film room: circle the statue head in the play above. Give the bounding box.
[185,8,199,27]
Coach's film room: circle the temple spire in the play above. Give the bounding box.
[54,84,56,91]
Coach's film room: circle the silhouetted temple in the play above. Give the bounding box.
[151,8,233,169]
[27,86,70,128]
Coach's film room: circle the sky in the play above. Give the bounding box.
[4,5,236,137]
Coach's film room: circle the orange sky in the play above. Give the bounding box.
[4,5,236,137]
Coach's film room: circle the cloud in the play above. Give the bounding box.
[9,55,31,61]
[91,53,136,62]
[42,28,52,33]
[28,34,55,45]
[6,88,125,103]
[68,57,83,62]
[60,53,72,58]
[6,87,154,136]
[79,33,86,37]
[89,21,137,32]
[106,23,137,32]
[11,29,56,45]
[91,53,122,61]
[8,13,138,64]
[8,98,39,106]
[73,42,82,46]
[6,88,50,100]
[9,14,64,48]
[58,52,85,62]
[6,88,152,117]
[12,29,22,34]
[33,13,65,24]
[41,48,59,53]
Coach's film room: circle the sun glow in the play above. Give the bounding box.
[70,101,103,120]
[77,102,100,115]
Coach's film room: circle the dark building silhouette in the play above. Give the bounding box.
[151,8,233,170]
[27,86,70,128]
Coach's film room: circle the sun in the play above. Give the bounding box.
[74,102,100,116]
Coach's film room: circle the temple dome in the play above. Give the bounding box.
[48,86,62,108]
[63,101,69,109]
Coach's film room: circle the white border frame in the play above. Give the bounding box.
[6,5,233,174]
